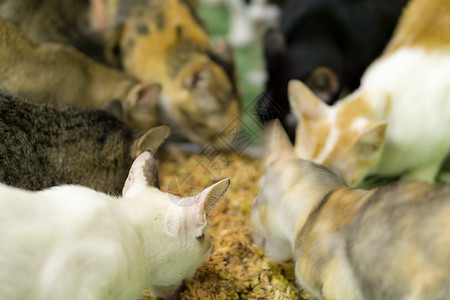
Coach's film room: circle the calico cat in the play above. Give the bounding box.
[258,0,408,141]
[251,120,450,300]
[0,18,160,130]
[100,0,242,148]
[288,0,450,186]
[0,151,231,300]
[0,93,169,195]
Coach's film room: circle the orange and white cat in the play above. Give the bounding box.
[98,0,242,149]
[288,0,450,186]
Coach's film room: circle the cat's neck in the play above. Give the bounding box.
[284,183,338,246]
[117,189,170,285]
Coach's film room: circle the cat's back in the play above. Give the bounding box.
[347,181,450,299]
[0,183,119,233]
[0,183,139,300]
[0,93,132,193]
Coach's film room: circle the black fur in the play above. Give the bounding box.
[258,0,409,141]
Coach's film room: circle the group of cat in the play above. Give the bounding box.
[1,0,450,299]
[0,0,236,299]
[252,0,450,299]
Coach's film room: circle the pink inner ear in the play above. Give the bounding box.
[122,152,153,197]
[186,199,207,228]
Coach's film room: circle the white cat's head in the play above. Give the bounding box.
[288,80,388,186]
[122,152,230,297]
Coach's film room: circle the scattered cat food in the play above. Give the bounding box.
[138,152,315,299]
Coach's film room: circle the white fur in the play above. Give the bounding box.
[361,48,450,179]
[0,153,230,300]
[314,109,339,164]
[225,0,280,46]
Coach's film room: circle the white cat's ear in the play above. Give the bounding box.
[264,120,296,165]
[131,125,170,158]
[166,179,230,237]
[186,179,230,232]
[288,79,329,121]
[123,152,160,197]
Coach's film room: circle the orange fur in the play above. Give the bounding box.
[289,0,450,186]
[104,0,241,148]
[385,0,450,53]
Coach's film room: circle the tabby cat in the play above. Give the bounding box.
[0,93,169,195]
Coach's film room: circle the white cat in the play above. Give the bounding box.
[288,0,450,186]
[0,152,230,300]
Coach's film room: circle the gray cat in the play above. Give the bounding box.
[0,93,170,195]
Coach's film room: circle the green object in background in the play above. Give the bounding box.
[198,2,266,145]
[197,3,229,36]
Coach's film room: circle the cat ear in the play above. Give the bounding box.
[131,125,170,158]
[125,83,161,128]
[354,122,388,157]
[288,79,330,122]
[305,67,340,104]
[186,179,230,231]
[103,99,124,120]
[264,119,296,165]
[166,179,230,237]
[263,29,287,62]
[211,39,235,69]
[104,26,124,68]
[184,64,209,90]
[127,83,161,108]
[123,152,160,197]
[344,122,387,186]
